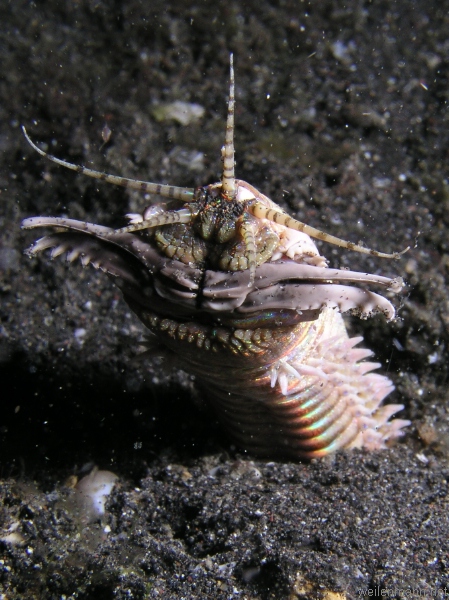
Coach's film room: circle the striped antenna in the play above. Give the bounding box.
[221,54,236,198]
[249,203,410,259]
[22,127,195,203]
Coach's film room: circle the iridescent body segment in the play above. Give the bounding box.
[21,56,410,459]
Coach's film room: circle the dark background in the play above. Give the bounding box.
[0,1,448,598]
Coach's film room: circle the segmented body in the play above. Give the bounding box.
[22,56,410,459]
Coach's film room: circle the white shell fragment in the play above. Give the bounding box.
[151,101,205,125]
[75,468,118,517]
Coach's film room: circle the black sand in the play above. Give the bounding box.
[1,2,448,598]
